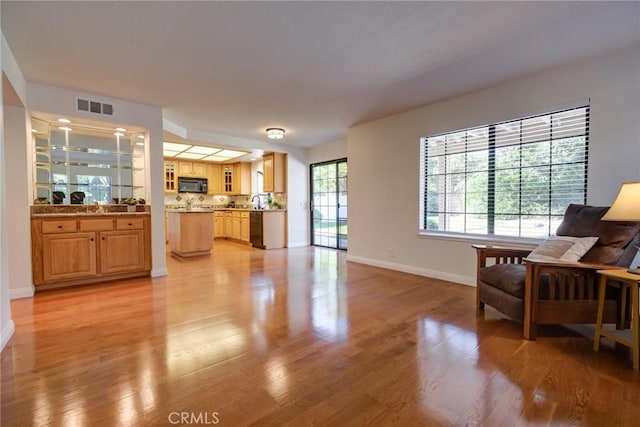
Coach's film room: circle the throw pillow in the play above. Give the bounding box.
[528,236,599,261]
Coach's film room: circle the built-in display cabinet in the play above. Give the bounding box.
[32,118,146,205]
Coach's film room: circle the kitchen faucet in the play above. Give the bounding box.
[251,194,262,209]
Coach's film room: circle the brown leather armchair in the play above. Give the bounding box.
[474,204,640,340]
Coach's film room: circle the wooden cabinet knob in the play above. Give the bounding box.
[57,225,63,229]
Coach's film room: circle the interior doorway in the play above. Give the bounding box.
[310,158,347,250]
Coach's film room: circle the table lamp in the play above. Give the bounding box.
[602,181,640,274]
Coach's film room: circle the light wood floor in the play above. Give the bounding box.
[2,241,639,426]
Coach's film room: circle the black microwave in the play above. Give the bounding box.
[178,177,208,193]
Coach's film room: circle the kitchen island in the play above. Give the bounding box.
[167,210,214,257]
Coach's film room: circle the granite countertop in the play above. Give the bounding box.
[31,212,151,218]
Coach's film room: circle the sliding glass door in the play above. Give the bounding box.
[310,159,347,250]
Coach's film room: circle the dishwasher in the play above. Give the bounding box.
[250,211,264,249]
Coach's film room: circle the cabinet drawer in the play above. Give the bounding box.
[232,211,242,218]
[241,212,250,218]
[214,211,224,217]
[42,220,77,234]
[80,219,114,232]
[116,218,144,230]
[224,211,233,217]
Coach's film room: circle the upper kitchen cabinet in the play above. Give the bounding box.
[32,118,146,204]
[263,152,287,193]
[164,160,177,193]
[233,162,252,195]
[178,161,207,177]
[207,164,222,195]
[221,162,251,195]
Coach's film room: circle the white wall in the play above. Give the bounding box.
[0,12,17,351]
[308,138,347,165]
[347,44,640,286]
[4,105,32,298]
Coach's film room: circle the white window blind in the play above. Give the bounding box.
[420,105,589,238]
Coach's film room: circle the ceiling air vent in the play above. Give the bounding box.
[76,97,114,116]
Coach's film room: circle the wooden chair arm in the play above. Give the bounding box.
[524,257,625,271]
[473,244,532,269]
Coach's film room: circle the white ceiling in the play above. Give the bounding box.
[2,1,639,149]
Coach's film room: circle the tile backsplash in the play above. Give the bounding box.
[164,193,287,209]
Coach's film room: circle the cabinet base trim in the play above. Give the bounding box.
[35,271,151,292]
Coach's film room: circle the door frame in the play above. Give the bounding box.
[309,158,347,250]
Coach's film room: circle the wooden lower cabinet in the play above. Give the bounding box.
[240,214,250,242]
[42,232,97,282]
[99,230,146,274]
[214,212,224,238]
[32,214,151,291]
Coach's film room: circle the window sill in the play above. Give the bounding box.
[416,231,542,249]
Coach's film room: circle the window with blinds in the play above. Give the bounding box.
[420,105,589,238]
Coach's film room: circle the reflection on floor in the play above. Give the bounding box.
[2,240,639,426]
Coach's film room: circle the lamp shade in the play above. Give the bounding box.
[602,181,640,221]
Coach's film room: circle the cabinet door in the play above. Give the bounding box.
[263,154,274,193]
[214,215,224,238]
[193,163,207,177]
[235,162,252,195]
[42,233,97,282]
[99,230,145,274]
[178,161,194,176]
[224,215,233,237]
[263,153,286,193]
[232,218,241,239]
[208,164,222,194]
[223,166,234,194]
[164,161,177,193]
[241,218,250,242]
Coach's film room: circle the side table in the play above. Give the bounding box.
[594,269,639,370]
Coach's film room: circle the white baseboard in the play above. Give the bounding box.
[1,320,15,351]
[345,254,476,287]
[10,286,34,299]
[287,241,309,248]
[151,268,168,278]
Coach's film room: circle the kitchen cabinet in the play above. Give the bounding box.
[214,212,224,238]
[31,214,151,291]
[178,161,207,177]
[222,163,251,195]
[207,164,222,195]
[223,166,234,194]
[224,211,233,236]
[99,219,146,273]
[42,231,97,282]
[263,152,286,193]
[240,212,250,242]
[164,161,177,193]
[232,211,242,240]
[233,162,252,195]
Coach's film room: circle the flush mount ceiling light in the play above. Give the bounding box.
[266,128,285,140]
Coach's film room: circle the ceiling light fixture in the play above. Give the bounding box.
[115,127,127,132]
[57,118,71,124]
[266,128,285,140]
